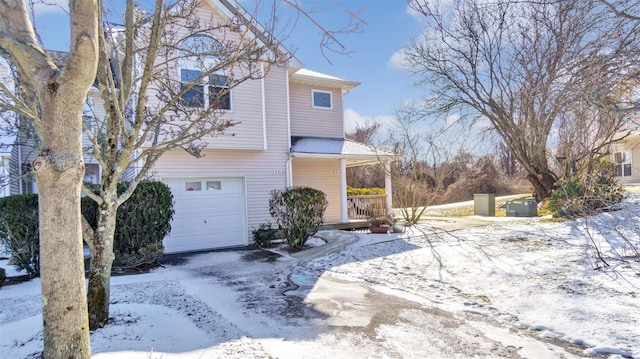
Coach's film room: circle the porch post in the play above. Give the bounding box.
[384,161,392,214]
[340,158,348,223]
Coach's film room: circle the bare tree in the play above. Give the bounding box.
[597,0,640,22]
[383,105,461,224]
[0,0,97,357]
[405,0,640,200]
[496,141,522,178]
[345,122,385,188]
[0,0,365,355]
[78,0,297,329]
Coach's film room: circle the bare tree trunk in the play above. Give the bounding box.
[526,171,556,202]
[35,103,91,358]
[87,199,117,329]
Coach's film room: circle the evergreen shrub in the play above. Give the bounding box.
[269,187,328,251]
[0,194,40,277]
[346,187,385,196]
[82,181,174,270]
[251,222,278,248]
[0,181,174,277]
[548,171,624,218]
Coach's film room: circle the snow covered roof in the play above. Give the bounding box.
[290,69,360,92]
[290,136,395,166]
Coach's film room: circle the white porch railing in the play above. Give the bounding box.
[347,195,387,220]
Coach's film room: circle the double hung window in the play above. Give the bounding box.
[179,34,231,110]
[180,70,230,109]
[614,150,632,177]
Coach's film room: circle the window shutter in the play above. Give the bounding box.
[615,152,623,163]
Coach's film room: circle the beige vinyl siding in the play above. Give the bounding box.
[291,158,341,222]
[142,3,267,151]
[289,83,344,138]
[151,67,291,242]
[207,77,265,150]
[84,90,105,157]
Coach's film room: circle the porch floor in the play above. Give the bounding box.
[320,219,370,231]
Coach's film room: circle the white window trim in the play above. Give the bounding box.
[623,150,632,177]
[180,66,233,112]
[179,42,233,112]
[311,89,333,110]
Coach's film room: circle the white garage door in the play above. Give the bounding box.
[163,177,247,253]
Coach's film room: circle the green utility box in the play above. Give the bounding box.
[506,198,537,217]
[474,193,495,216]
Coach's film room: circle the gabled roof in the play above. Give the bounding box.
[214,0,302,69]
[290,136,395,166]
[289,68,360,92]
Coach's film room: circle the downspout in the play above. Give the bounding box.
[261,63,267,150]
[286,68,292,188]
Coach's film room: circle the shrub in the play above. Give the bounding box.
[0,267,5,284]
[269,187,328,251]
[547,177,585,217]
[346,187,386,196]
[547,174,624,218]
[251,222,278,248]
[0,181,174,277]
[83,181,174,270]
[0,194,39,277]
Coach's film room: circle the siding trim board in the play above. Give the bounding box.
[261,64,267,150]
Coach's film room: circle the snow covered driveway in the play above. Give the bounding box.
[1,208,639,358]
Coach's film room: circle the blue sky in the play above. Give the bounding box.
[266,1,425,132]
[32,0,425,133]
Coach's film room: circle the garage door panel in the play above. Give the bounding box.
[163,177,247,253]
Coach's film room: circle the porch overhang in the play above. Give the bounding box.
[290,136,396,166]
[612,127,640,144]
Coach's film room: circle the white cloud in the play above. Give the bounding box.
[406,3,424,21]
[388,49,410,70]
[344,108,396,135]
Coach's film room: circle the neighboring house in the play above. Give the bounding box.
[611,126,640,184]
[0,143,9,198]
[0,58,14,198]
[6,0,395,253]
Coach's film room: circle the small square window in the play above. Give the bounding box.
[206,181,222,190]
[185,181,202,191]
[312,90,332,109]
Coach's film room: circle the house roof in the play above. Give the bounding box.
[612,126,640,143]
[289,68,360,92]
[290,136,395,167]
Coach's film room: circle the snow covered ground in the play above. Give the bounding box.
[1,196,639,358]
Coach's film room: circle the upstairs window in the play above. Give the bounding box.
[179,34,231,110]
[180,70,230,109]
[179,34,226,60]
[312,90,332,109]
